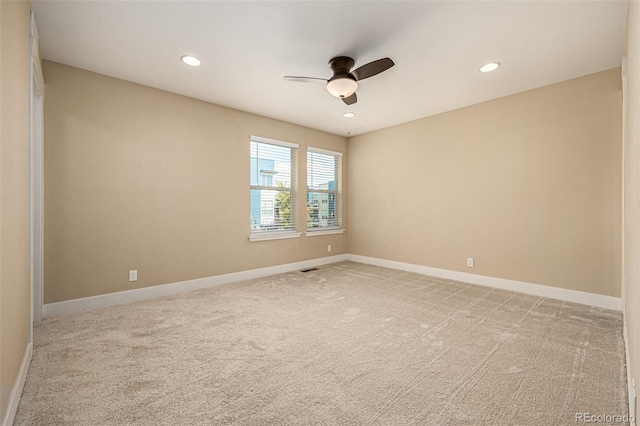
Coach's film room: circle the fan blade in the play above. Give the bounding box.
[283,76,327,83]
[351,58,394,81]
[342,93,357,105]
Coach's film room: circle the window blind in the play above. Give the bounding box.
[250,138,298,234]
[307,147,342,230]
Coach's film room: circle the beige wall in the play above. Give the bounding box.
[625,0,639,417]
[0,0,32,420]
[43,61,348,304]
[348,68,622,298]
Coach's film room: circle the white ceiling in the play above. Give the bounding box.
[32,1,628,137]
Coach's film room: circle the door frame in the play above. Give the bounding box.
[29,12,44,333]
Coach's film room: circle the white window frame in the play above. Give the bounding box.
[249,136,300,242]
[306,147,345,237]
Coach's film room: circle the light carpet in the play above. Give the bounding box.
[15,261,629,425]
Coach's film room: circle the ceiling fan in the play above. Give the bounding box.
[284,56,395,105]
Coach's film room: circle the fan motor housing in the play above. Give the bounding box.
[328,56,355,76]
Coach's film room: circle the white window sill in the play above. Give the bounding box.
[306,228,346,237]
[249,231,301,242]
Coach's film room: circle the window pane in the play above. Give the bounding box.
[251,189,294,232]
[250,138,298,235]
[250,141,292,188]
[307,151,336,191]
[307,191,339,228]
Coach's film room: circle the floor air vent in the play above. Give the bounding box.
[300,268,318,273]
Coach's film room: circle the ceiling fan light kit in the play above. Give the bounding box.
[284,55,394,105]
[327,76,358,98]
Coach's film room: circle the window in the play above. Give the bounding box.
[260,172,274,187]
[307,147,343,233]
[250,136,299,241]
[260,200,274,216]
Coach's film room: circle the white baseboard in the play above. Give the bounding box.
[43,252,622,317]
[347,254,622,311]
[43,254,349,318]
[2,342,32,426]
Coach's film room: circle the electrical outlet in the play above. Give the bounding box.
[328,244,332,252]
[129,270,137,282]
[467,258,474,268]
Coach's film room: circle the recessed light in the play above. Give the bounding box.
[343,112,355,118]
[181,55,201,67]
[479,62,500,73]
